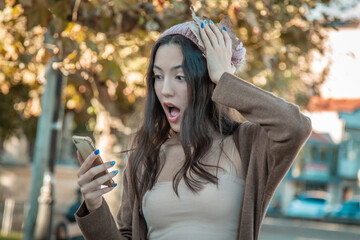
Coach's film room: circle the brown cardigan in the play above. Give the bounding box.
[76,72,312,240]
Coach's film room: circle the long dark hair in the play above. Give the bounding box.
[129,34,240,204]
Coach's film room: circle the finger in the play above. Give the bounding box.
[222,28,232,52]
[78,161,116,187]
[83,185,116,202]
[199,21,213,51]
[208,20,225,47]
[77,150,100,178]
[81,170,119,194]
[77,150,84,165]
[203,20,219,48]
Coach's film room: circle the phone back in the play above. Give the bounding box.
[72,135,115,187]
[72,136,95,160]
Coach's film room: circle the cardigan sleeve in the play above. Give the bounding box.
[75,198,122,239]
[212,72,312,195]
[116,165,134,238]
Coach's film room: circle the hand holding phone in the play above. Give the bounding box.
[72,135,115,187]
[73,135,118,211]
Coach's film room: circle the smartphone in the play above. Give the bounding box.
[72,135,115,187]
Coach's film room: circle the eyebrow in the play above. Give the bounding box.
[153,65,183,71]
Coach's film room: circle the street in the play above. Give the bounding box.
[259,217,360,240]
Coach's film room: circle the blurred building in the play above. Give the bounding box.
[271,19,360,214]
[271,99,360,215]
[337,108,360,198]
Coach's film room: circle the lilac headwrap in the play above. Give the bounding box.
[158,8,246,71]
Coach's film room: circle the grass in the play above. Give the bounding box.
[0,232,23,240]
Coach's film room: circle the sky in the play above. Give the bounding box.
[309,0,360,99]
[313,26,360,99]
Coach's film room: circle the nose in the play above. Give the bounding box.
[161,77,174,96]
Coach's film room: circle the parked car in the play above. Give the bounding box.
[329,197,360,220]
[285,191,331,219]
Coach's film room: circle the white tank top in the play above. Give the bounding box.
[142,141,245,240]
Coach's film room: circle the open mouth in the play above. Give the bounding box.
[164,102,180,122]
[169,106,180,117]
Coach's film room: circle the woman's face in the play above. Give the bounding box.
[153,44,189,133]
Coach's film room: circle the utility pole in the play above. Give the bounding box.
[35,68,66,239]
[24,61,64,240]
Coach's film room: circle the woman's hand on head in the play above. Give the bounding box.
[199,20,234,84]
[76,150,118,212]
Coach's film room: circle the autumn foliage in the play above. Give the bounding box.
[0,0,331,145]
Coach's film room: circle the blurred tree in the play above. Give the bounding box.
[223,0,331,105]
[0,0,333,149]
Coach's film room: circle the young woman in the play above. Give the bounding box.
[75,16,312,240]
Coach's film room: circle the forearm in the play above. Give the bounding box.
[212,72,311,143]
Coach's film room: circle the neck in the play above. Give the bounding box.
[168,123,223,145]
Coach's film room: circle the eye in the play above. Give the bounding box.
[154,74,163,80]
[176,75,186,81]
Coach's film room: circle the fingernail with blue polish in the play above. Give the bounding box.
[204,20,208,24]
[110,161,116,166]
[201,22,204,29]
[114,183,118,188]
[210,20,214,24]
[223,27,227,31]
[94,149,100,155]
[113,170,119,175]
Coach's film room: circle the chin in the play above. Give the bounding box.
[169,123,180,133]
